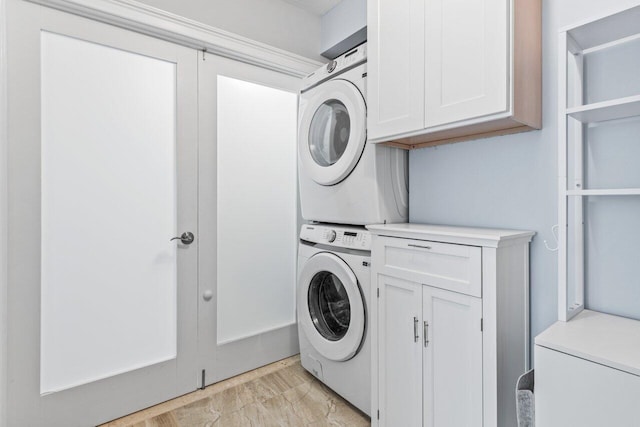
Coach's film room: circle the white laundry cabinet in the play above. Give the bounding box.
[535,311,640,427]
[367,0,541,149]
[368,224,534,427]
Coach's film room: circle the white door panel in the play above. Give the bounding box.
[40,30,179,394]
[7,3,198,425]
[198,52,301,384]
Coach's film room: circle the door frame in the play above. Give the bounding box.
[0,0,8,425]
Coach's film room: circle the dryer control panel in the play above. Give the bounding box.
[300,224,372,251]
[301,43,367,92]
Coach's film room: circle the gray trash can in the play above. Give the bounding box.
[516,369,535,427]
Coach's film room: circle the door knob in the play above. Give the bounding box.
[170,231,194,245]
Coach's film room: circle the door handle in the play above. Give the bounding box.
[413,317,419,342]
[408,244,432,250]
[170,231,195,245]
[424,321,429,347]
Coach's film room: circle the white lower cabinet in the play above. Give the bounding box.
[378,276,482,427]
[368,224,534,427]
[535,310,640,427]
[536,345,640,427]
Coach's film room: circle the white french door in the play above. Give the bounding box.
[7,2,198,426]
[197,53,301,384]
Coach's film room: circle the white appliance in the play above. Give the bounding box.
[297,223,372,415]
[298,43,408,225]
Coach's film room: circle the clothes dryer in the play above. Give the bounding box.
[298,43,408,225]
[297,224,372,415]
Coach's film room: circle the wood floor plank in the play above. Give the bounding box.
[102,355,370,427]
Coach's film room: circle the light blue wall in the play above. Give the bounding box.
[408,0,640,355]
[581,38,640,318]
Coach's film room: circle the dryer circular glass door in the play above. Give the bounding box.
[298,252,365,361]
[298,79,366,186]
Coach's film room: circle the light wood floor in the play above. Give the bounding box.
[101,355,370,427]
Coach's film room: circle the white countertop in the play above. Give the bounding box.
[535,310,640,377]
[366,223,535,248]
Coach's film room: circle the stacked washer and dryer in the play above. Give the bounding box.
[296,43,408,416]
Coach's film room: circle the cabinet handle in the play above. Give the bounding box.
[413,317,419,342]
[424,321,429,347]
[408,244,432,250]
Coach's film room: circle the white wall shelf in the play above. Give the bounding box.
[563,5,640,51]
[538,5,640,425]
[558,4,640,322]
[566,189,640,196]
[566,94,640,123]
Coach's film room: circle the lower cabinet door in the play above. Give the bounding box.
[378,275,423,426]
[423,287,483,427]
[536,346,640,427]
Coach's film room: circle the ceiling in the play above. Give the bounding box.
[282,0,342,15]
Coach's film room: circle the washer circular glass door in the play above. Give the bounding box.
[298,252,365,361]
[308,271,351,341]
[298,79,366,186]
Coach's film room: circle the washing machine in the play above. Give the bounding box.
[297,223,372,415]
[298,43,408,226]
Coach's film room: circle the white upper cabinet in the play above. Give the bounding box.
[368,0,542,149]
[368,0,425,137]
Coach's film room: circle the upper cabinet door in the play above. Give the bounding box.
[424,0,509,128]
[368,0,425,140]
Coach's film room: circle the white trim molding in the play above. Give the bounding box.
[0,0,8,424]
[24,0,323,77]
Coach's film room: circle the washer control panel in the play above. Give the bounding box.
[300,224,371,251]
